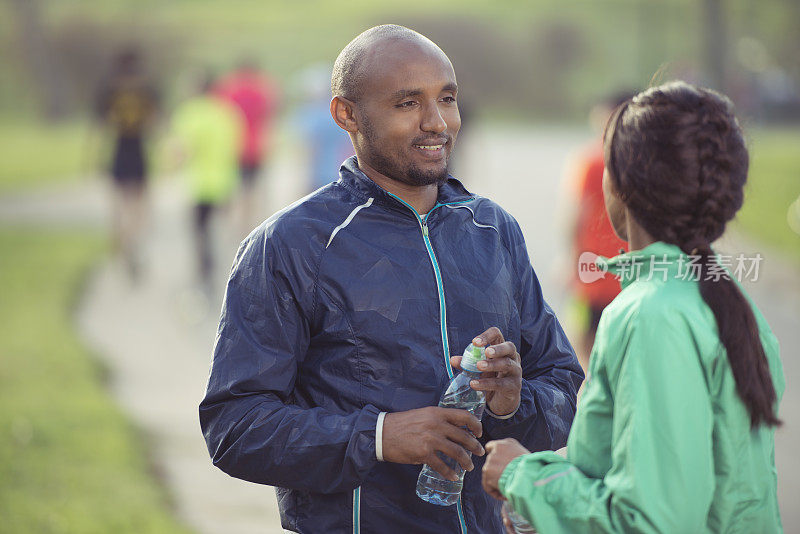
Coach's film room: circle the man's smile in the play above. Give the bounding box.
[412,136,449,159]
[414,144,444,150]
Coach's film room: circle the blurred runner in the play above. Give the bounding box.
[172,73,242,293]
[291,64,353,193]
[94,47,159,282]
[215,58,280,233]
[568,91,635,370]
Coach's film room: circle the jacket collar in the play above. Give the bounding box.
[600,241,687,290]
[338,156,474,213]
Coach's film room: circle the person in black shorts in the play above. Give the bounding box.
[95,48,159,281]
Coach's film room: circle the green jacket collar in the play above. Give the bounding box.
[600,241,688,290]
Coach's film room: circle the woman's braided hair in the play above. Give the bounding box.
[604,80,780,428]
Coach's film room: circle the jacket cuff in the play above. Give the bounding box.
[356,405,382,471]
[485,405,519,419]
[375,412,387,461]
[480,401,523,440]
[498,454,526,497]
[499,451,569,498]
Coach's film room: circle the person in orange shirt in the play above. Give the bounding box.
[569,91,635,370]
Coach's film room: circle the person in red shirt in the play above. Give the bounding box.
[215,59,280,232]
[570,91,635,370]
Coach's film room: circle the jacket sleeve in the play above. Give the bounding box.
[199,228,380,493]
[497,308,715,533]
[482,219,584,450]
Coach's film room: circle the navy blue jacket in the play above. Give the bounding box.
[200,157,583,533]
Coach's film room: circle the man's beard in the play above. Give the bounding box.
[369,149,450,187]
[360,116,451,187]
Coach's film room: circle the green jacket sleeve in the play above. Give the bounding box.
[498,307,716,533]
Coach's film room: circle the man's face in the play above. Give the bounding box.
[353,40,461,187]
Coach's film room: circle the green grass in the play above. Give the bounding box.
[737,128,800,262]
[0,120,92,193]
[0,229,191,534]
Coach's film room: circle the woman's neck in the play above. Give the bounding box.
[624,211,657,252]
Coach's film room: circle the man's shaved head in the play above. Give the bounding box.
[331,24,450,101]
[329,24,460,189]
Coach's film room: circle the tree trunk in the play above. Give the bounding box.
[702,0,728,92]
[8,0,69,119]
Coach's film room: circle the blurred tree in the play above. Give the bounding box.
[526,20,587,115]
[1,0,796,122]
[703,0,729,91]
[8,0,68,118]
[395,15,587,118]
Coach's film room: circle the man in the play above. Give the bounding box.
[200,25,583,533]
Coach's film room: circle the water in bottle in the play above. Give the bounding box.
[416,343,486,506]
[503,501,537,533]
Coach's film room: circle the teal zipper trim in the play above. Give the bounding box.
[421,218,452,379]
[456,496,468,534]
[431,199,473,209]
[386,194,463,378]
[353,487,360,534]
[386,193,471,534]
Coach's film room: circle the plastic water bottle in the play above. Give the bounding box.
[503,501,537,533]
[416,343,486,506]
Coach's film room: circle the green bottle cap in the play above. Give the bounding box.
[461,343,485,372]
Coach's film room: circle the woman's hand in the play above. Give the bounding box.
[482,438,530,500]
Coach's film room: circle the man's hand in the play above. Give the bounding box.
[382,407,484,481]
[482,438,530,500]
[450,327,522,417]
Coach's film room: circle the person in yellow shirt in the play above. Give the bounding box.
[173,74,242,290]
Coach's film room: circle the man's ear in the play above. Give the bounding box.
[330,96,359,133]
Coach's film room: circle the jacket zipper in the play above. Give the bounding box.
[385,193,470,534]
[385,194,466,378]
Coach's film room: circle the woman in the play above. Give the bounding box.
[482,81,784,532]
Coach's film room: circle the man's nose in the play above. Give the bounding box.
[420,101,447,134]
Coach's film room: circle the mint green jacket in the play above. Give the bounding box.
[499,242,784,533]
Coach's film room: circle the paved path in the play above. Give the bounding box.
[2,126,797,532]
[74,179,284,534]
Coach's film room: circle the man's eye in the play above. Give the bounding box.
[442,96,457,103]
[396,101,416,108]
